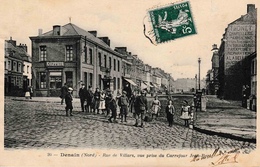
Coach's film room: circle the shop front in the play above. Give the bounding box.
[34,61,76,97]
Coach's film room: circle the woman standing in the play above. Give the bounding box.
[151,96,161,119]
[99,91,106,114]
[180,100,191,127]
[165,100,175,127]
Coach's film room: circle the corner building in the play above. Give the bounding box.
[30,23,122,97]
[218,4,257,100]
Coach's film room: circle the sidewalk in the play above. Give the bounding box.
[194,95,256,143]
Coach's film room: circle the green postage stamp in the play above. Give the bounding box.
[144,1,196,44]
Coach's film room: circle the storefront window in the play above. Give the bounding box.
[40,72,46,89]
[40,46,47,61]
[89,73,93,87]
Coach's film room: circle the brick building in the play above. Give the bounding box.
[30,23,123,97]
[218,4,257,100]
[4,37,32,96]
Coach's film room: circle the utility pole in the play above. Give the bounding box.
[198,58,201,90]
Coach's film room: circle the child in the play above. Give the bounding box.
[165,100,175,127]
[108,94,118,123]
[151,95,161,119]
[180,100,191,127]
[65,87,73,116]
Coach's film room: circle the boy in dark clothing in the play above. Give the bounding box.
[85,86,94,113]
[108,94,118,123]
[118,91,129,122]
[134,90,148,128]
[60,83,68,105]
[65,87,73,116]
[79,84,88,112]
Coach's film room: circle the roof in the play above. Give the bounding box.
[5,41,31,62]
[42,23,113,52]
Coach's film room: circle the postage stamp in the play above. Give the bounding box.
[144,1,196,44]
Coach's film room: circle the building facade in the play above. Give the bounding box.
[30,23,123,97]
[4,37,32,96]
[218,4,257,100]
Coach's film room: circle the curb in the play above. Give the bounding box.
[193,126,256,143]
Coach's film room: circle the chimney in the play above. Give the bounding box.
[98,37,110,46]
[53,25,61,36]
[8,37,16,46]
[17,43,28,53]
[38,29,43,36]
[88,31,97,37]
[247,4,255,13]
[115,47,127,54]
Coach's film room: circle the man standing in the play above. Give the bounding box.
[60,83,68,105]
[134,90,148,128]
[65,87,74,116]
[118,91,129,123]
[85,86,94,113]
[79,84,87,112]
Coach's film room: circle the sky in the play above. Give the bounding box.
[0,0,259,80]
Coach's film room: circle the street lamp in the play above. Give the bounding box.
[198,58,201,90]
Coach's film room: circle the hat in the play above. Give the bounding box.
[68,87,73,91]
[81,83,85,86]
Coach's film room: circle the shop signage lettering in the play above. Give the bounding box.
[225,24,256,72]
[46,62,64,67]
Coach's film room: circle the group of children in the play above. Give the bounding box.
[61,85,194,128]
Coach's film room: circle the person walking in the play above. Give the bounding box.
[165,100,175,127]
[65,87,74,116]
[93,88,100,114]
[134,90,148,128]
[79,84,88,112]
[116,90,122,119]
[151,95,161,119]
[108,94,118,123]
[118,91,129,122]
[85,86,94,113]
[180,100,191,127]
[60,83,68,105]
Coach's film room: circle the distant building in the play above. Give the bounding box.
[4,37,32,96]
[218,4,257,100]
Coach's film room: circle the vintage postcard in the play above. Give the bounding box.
[0,0,259,166]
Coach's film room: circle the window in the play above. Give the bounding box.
[89,73,93,87]
[84,72,88,86]
[49,72,62,89]
[117,60,120,72]
[8,60,11,70]
[83,46,87,62]
[18,63,21,72]
[117,78,120,89]
[13,61,17,72]
[109,57,112,69]
[40,46,47,61]
[4,61,6,70]
[114,59,116,71]
[98,52,102,66]
[27,65,29,74]
[98,74,102,89]
[251,59,257,75]
[89,49,93,64]
[39,72,47,89]
[114,77,116,90]
[66,45,73,61]
[104,55,107,68]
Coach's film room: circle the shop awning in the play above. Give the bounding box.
[124,78,137,86]
[143,81,153,87]
[150,82,158,88]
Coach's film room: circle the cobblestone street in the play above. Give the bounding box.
[4,96,256,153]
